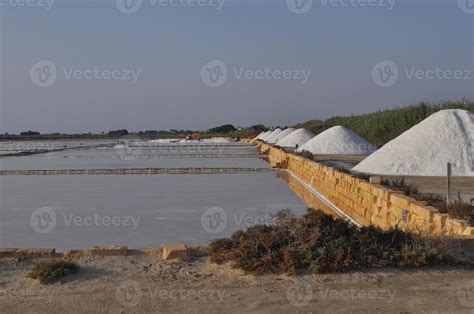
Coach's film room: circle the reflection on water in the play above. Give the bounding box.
[276,171,338,217]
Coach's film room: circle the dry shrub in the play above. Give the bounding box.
[333,166,350,174]
[27,259,79,284]
[352,172,370,182]
[415,195,473,224]
[447,200,473,221]
[209,209,457,275]
[383,177,419,196]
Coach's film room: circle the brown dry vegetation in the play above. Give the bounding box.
[209,209,460,275]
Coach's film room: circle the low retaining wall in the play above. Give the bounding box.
[0,244,197,260]
[256,141,474,236]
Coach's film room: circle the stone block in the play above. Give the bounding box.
[88,245,127,256]
[16,248,56,259]
[462,228,474,236]
[410,204,437,221]
[358,182,372,192]
[369,176,381,184]
[161,243,188,260]
[432,213,449,232]
[0,248,18,258]
[390,194,413,209]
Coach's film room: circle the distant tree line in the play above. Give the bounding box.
[207,124,237,134]
[295,100,473,147]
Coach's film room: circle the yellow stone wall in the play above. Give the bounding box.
[255,141,474,236]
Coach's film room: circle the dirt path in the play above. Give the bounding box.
[1,256,474,313]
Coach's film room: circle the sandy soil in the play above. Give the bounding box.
[1,255,474,313]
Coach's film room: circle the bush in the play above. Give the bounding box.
[415,195,473,224]
[383,177,419,196]
[447,200,473,221]
[209,209,456,275]
[27,259,80,284]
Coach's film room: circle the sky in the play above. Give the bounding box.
[0,0,473,133]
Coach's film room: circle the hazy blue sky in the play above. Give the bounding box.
[0,0,473,133]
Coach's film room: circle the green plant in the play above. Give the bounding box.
[209,209,456,275]
[27,259,80,284]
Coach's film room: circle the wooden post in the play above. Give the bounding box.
[447,162,452,206]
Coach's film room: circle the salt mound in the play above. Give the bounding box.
[264,128,282,142]
[298,126,376,155]
[276,128,315,148]
[257,131,270,140]
[255,131,266,140]
[269,128,295,144]
[353,109,474,176]
[260,130,275,141]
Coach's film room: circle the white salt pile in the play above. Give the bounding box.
[149,139,180,144]
[257,131,271,140]
[353,109,474,176]
[276,128,315,148]
[260,130,275,141]
[255,131,266,140]
[269,128,295,144]
[297,126,376,155]
[263,128,282,142]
